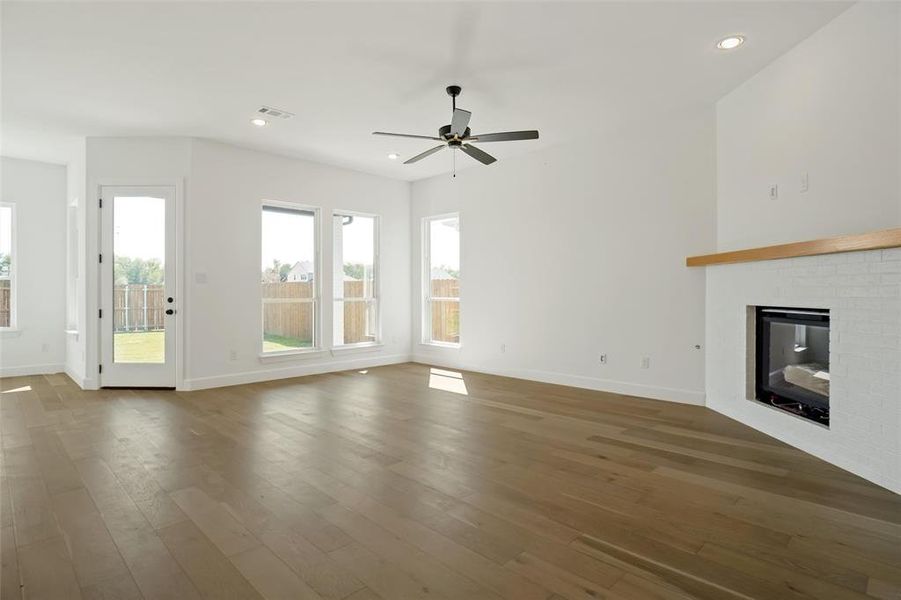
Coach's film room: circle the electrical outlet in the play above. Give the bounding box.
[41,343,49,353]
[769,184,778,200]
[640,356,650,369]
[500,343,506,353]
[800,172,809,193]
[599,354,607,364]
[229,350,237,361]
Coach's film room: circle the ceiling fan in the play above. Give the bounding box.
[373,85,539,168]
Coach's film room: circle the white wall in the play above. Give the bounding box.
[185,139,411,389]
[410,108,716,404]
[717,2,901,251]
[0,157,67,376]
[65,141,87,385]
[83,137,411,390]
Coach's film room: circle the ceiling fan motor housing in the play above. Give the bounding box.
[439,124,470,146]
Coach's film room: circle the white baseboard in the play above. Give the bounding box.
[181,353,412,391]
[412,353,706,406]
[64,365,87,388]
[0,363,66,378]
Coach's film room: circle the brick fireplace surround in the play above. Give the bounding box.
[698,239,900,494]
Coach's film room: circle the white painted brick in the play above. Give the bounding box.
[865,251,884,262]
[881,248,901,261]
[838,286,883,298]
[871,261,901,273]
[706,247,901,494]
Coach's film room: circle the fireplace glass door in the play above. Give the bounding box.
[756,307,830,426]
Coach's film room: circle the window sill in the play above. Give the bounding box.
[0,328,22,339]
[331,343,383,356]
[258,348,328,363]
[419,341,461,350]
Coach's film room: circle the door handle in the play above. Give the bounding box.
[165,309,175,315]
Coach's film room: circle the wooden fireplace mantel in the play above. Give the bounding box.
[686,228,901,267]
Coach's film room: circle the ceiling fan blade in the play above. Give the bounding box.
[450,109,471,136]
[469,130,539,143]
[460,143,496,165]
[404,144,446,164]
[373,131,442,141]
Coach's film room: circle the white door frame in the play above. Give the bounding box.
[95,179,185,389]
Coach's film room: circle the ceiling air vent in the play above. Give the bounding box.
[257,106,294,120]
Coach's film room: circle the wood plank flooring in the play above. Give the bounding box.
[1,363,899,600]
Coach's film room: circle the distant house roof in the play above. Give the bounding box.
[286,260,314,281]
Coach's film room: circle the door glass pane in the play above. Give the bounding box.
[261,206,317,351]
[113,196,166,363]
[0,206,12,328]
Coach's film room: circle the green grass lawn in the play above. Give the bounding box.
[114,331,164,363]
[114,331,310,360]
[263,333,312,353]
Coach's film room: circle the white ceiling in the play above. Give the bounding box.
[2,1,850,181]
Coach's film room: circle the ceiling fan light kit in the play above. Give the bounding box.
[372,85,539,175]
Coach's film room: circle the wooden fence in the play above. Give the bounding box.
[430,278,459,343]
[98,279,459,344]
[261,281,314,344]
[114,285,166,332]
[261,280,377,345]
[0,281,9,328]
[339,280,377,345]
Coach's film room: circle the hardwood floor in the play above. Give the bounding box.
[1,363,899,600]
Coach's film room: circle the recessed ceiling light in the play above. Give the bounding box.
[387,153,399,160]
[250,118,268,127]
[717,36,745,50]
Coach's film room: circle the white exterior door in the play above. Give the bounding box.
[99,186,176,387]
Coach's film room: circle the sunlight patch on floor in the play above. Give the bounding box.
[429,368,468,395]
[2,385,32,393]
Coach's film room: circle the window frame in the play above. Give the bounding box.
[421,212,461,348]
[332,209,381,349]
[0,203,16,330]
[260,201,321,356]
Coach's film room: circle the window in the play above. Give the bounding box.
[333,212,379,346]
[0,204,14,329]
[261,204,319,353]
[423,214,460,345]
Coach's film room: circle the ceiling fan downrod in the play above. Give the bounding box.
[446,85,462,112]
